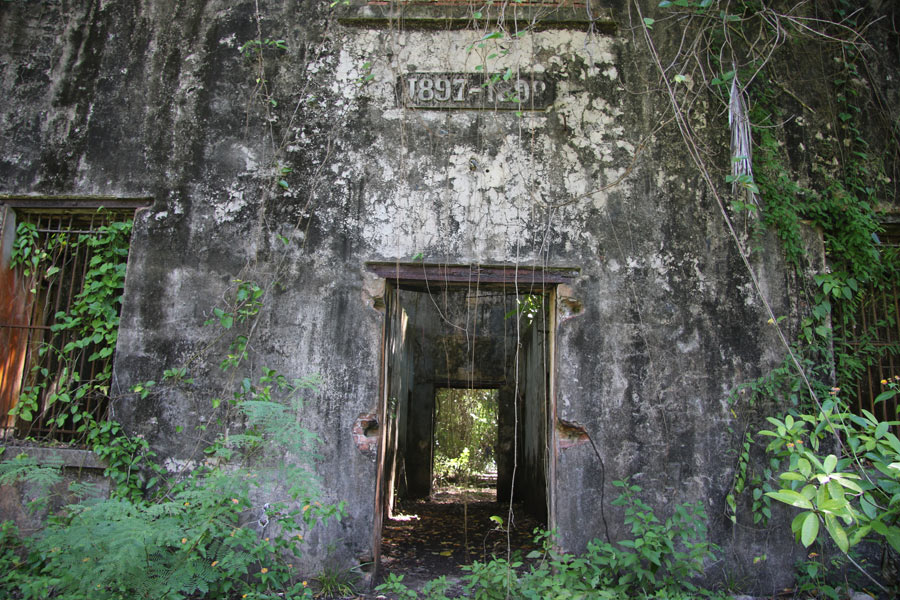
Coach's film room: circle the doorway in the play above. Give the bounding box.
[432,387,498,502]
[367,263,575,578]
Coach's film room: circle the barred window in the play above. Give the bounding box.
[1,202,138,443]
[841,224,900,424]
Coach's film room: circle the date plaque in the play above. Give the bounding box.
[398,72,554,111]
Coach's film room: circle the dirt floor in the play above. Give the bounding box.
[369,485,544,598]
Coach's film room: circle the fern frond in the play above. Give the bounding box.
[0,453,63,489]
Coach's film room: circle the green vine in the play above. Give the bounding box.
[8,214,131,434]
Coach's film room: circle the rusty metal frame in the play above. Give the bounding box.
[0,195,152,211]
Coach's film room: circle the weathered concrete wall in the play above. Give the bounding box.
[0,447,109,536]
[4,0,894,591]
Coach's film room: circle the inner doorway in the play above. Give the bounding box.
[432,387,498,502]
[368,263,575,579]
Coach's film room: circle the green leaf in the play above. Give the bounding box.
[875,390,897,404]
[830,475,863,494]
[860,495,878,520]
[885,528,900,553]
[766,490,814,510]
[800,512,819,547]
[823,454,837,475]
[883,432,900,454]
[824,514,849,552]
[850,525,872,546]
[213,308,234,330]
[643,17,655,28]
[818,493,849,511]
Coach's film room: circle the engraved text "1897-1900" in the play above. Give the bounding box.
[399,73,553,110]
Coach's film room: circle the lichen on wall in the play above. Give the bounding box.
[326,27,629,262]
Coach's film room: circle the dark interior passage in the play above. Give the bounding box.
[374,279,554,577]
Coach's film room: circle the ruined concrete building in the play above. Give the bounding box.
[2,0,899,592]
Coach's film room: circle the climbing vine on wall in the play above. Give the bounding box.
[8,214,132,437]
[644,0,900,592]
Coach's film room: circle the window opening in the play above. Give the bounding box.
[368,263,573,579]
[840,224,900,426]
[0,206,136,443]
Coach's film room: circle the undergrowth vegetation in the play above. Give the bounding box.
[0,366,340,600]
[378,480,720,600]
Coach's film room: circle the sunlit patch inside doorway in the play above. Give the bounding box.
[432,388,498,502]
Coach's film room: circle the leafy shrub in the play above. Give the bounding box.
[760,379,900,595]
[313,560,362,598]
[587,480,718,597]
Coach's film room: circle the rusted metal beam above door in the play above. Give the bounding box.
[365,262,579,292]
